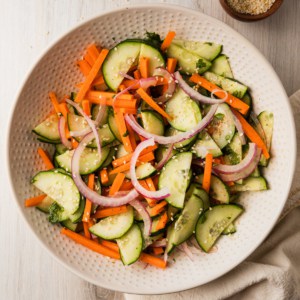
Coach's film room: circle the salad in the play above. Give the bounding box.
[25,31,274,269]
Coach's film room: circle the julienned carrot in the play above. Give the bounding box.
[84,53,94,67]
[92,205,128,219]
[87,91,134,100]
[139,180,157,207]
[61,228,120,260]
[231,109,270,159]
[119,84,126,92]
[109,173,126,196]
[37,148,54,170]
[82,99,91,116]
[88,97,137,109]
[119,180,133,191]
[112,144,157,167]
[161,31,176,51]
[83,221,91,239]
[189,74,249,115]
[152,247,164,255]
[139,57,149,78]
[75,49,109,103]
[156,212,168,231]
[151,175,159,190]
[58,103,69,119]
[150,201,167,216]
[109,152,155,175]
[137,88,172,120]
[101,240,119,252]
[202,153,213,193]
[87,44,101,63]
[145,177,158,206]
[167,58,177,73]
[71,138,79,149]
[100,168,109,184]
[82,174,95,222]
[24,194,46,207]
[134,69,141,79]
[76,59,91,77]
[127,123,137,150]
[49,92,61,114]
[116,108,137,115]
[76,75,104,88]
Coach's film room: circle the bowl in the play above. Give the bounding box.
[219,0,284,22]
[6,4,296,295]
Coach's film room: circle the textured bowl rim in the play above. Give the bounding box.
[6,3,297,295]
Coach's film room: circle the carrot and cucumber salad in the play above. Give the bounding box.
[26,30,274,268]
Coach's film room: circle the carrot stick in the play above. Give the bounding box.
[92,205,128,219]
[152,247,164,255]
[109,173,126,196]
[231,109,270,159]
[202,153,213,193]
[87,44,101,63]
[140,253,167,269]
[145,177,158,206]
[119,180,133,191]
[167,58,177,73]
[49,92,61,114]
[75,49,109,103]
[24,194,46,207]
[134,69,141,79]
[101,240,119,252]
[114,109,133,153]
[82,99,91,116]
[71,138,79,149]
[58,103,69,119]
[88,97,136,109]
[127,124,137,150]
[149,201,167,216]
[100,168,109,185]
[136,88,172,120]
[83,221,91,239]
[156,212,168,231]
[161,31,176,51]
[84,53,94,67]
[112,145,157,167]
[37,148,54,170]
[189,74,249,115]
[139,57,149,78]
[87,91,134,100]
[82,174,95,222]
[139,180,157,207]
[119,84,126,92]
[76,60,91,77]
[76,75,104,88]
[61,228,120,260]
[109,152,155,175]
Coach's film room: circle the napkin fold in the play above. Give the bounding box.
[125,90,300,300]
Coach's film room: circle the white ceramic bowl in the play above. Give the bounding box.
[7,4,296,295]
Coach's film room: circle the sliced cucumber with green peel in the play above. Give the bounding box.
[191,131,222,158]
[36,195,55,213]
[37,136,61,144]
[250,167,261,178]
[222,222,236,235]
[61,219,81,232]
[108,109,122,142]
[165,127,197,149]
[155,145,177,163]
[210,55,233,78]
[116,144,129,159]
[89,206,134,240]
[159,152,192,208]
[186,183,210,210]
[102,147,116,168]
[167,205,180,221]
[223,133,242,165]
[69,197,85,223]
[117,224,143,265]
[32,169,80,218]
[165,88,202,131]
[140,110,164,135]
[172,39,222,61]
[32,114,60,142]
[125,162,156,180]
[230,177,267,193]
[55,147,110,175]
[195,204,244,252]
[151,214,168,236]
[166,43,211,74]
[55,144,68,155]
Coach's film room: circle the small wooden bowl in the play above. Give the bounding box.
[219,0,284,22]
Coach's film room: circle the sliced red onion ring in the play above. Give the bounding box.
[58,116,72,149]
[232,113,246,145]
[94,105,107,127]
[71,132,139,206]
[250,111,267,144]
[130,138,170,200]
[125,104,218,145]
[163,249,168,262]
[139,76,157,90]
[174,71,227,104]
[130,199,152,237]
[178,242,194,261]
[70,127,92,138]
[153,68,176,103]
[66,99,101,157]
[151,239,167,248]
[156,144,174,170]
[119,71,135,80]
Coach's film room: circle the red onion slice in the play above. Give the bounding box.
[139,77,157,90]
[125,104,218,145]
[118,71,135,80]
[94,105,107,127]
[58,116,72,149]
[130,199,152,236]
[174,71,227,104]
[151,239,167,248]
[130,138,170,200]
[71,132,139,206]
[155,144,174,170]
[153,68,176,103]
[66,99,101,157]
[232,113,246,145]
[178,242,194,261]
[70,127,92,138]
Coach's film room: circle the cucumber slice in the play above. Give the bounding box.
[230,177,267,193]
[91,105,108,126]
[116,144,129,159]
[250,166,261,178]
[242,92,252,113]
[195,174,230,203]
[125,162,156,180]
[191,131,222,158]
[141,110,164,135]
[32,114,60,142]
[108,109,122,142]
[172,39,222,61]
[209,103,235,149]
[222,222,236,235]
[32,169,80,218]
[167,205,180,221]
[158,152,192,208]
[117,224,143,265]
[55,147,110,175]
[102,41,141,91]
[204,72,248,98]
[223,133,242,165]
[186,183,210,210]
[102,147,116,168]
[139,43,165,75]
[165,127,197,149]
[166,194,203,252]
[61,219,80,232]
[210,55,233,78]
[165,88,202,131]
[37,136,61,144]
[150,214,168,236]
[69,196,85,223]
[166,43,211,74]
[155,145,177,162]
[36,195,55,213]
[55,144,68,155]
[195,204,244,252]
[89,206,134,240]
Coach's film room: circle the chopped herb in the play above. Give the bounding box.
[123,130,129,137]
[215,113,225,120]
[48,202,64,224]
[144,31,162,49]
[196,59,207,70]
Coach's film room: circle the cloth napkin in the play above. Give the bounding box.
[125,90,300,300]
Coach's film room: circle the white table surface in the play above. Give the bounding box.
[0,0,299,299]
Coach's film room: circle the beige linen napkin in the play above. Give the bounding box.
[125,90,300,300]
